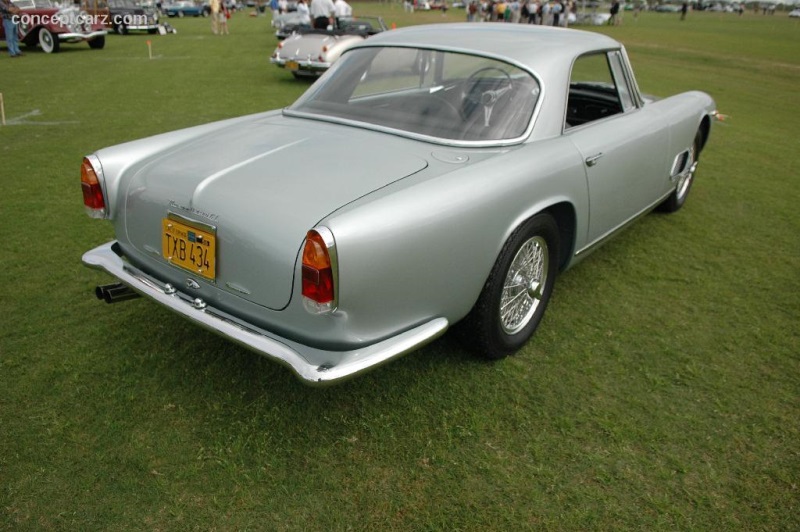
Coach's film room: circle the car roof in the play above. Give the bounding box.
[358,23,622,75]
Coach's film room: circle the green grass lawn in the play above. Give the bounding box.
[1,6,798,529]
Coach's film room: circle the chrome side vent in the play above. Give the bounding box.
[670,149,691,181]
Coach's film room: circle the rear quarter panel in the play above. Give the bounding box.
[651,91,716,157]
[321,136,589,341]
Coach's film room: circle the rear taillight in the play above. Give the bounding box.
[301,228,337,314]
[81,155,106,219]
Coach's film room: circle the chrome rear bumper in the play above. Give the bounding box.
[82,241,448,385]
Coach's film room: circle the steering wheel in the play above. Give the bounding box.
[462,67,514,127]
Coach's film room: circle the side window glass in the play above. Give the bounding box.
[566,53,624,129]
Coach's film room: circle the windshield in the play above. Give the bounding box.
[287,47,541,144]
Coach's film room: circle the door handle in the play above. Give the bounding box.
[585,153,604,167]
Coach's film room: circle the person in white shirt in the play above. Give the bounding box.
[334,0,352,18]
[310,0,335,28]
[296,0,310,25]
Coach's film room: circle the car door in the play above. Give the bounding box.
[565,51,670,246]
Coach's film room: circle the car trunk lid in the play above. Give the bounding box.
[122,115,428,310]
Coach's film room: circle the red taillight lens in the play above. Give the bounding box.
[81,156,106,218]
[302,230,334,305]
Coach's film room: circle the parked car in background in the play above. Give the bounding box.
[82,24,716,385]
[0,0,106,53]
[104,0,159,34]
[789,8,800,17]
[163,0,206,17]
[573,11,611,24]
[270,15,387,78]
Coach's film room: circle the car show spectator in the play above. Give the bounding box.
[551,0,561,25]
[334,0,351,18]
[210,0,220,33]
[608,0,620,25]
[218,1,230,34]
[310,0,335,28]
[296,0,310,24]
[467,1,478,21]
[1,0,22,57]
[527,1,540,24]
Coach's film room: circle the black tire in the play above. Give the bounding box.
[88,36,105,49]
[658,131,702,213]
[465,213,560,359]
[39,27,59,53]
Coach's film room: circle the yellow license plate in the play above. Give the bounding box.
[162,218,216,280]
[286,60,299,71]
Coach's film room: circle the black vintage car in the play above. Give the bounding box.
[106,0,159,34]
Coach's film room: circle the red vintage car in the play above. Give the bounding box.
[1,0,106,53]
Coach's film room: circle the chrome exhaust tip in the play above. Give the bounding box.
[95,283,141,304]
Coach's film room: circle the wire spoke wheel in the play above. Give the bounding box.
[463,213,559,360]
[500,236,548,335]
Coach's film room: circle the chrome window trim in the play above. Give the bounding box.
[608,50,636,112]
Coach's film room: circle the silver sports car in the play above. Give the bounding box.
[82,24,716,385]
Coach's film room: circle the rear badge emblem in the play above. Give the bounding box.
[186,279,200,290]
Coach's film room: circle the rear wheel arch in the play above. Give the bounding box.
[698,115,711,153]
[541,202,576,272]
[461,207,569,359]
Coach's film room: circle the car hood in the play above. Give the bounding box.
[121,114,428,310]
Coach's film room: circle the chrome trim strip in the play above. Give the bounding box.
[284,109,528,149]
[166,211,217,233]
[58,31,107,40]
[284,44,545,149]
[669,149,691,181]
[82,241,448,385]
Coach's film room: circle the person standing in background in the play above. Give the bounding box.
[1,0,22,57]
[334,0,352,19]
[310,0,335,29]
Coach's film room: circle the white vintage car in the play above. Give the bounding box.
[82,24,716,384]
[270,16,386,78]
